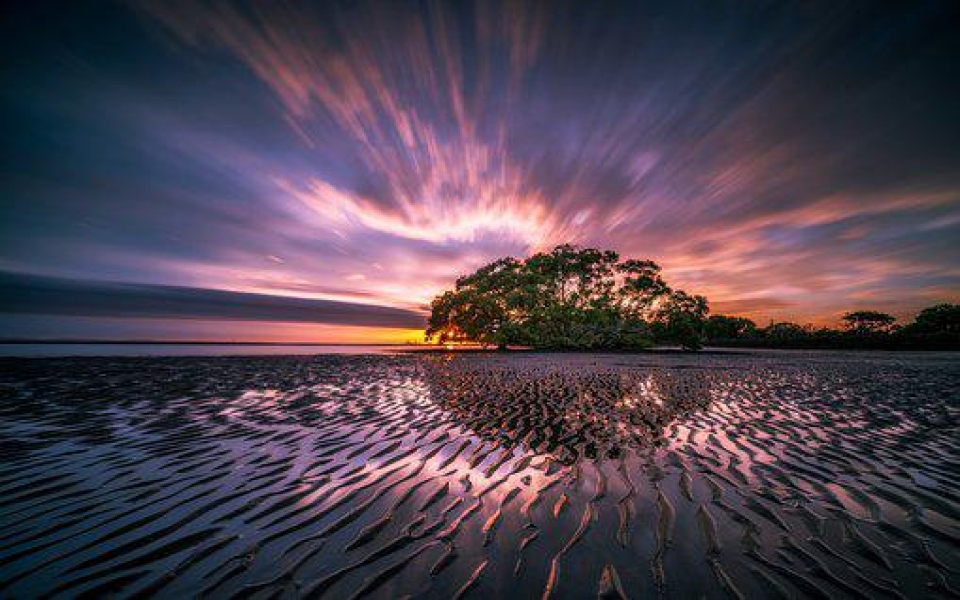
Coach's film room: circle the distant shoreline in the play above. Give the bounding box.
[1,341,954,355]
[0,340,420,346]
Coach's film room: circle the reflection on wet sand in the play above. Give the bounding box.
[424,359,713,463]
[0,352,958,598]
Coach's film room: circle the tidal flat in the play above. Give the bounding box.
[1,351,958,599]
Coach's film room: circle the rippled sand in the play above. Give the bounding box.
[1,351,958,598]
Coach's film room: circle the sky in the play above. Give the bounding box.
[2,0,959,342]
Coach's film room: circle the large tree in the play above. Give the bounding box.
[842,310,897,334]
[651,290,710,350]
[426,245,709,350]
[908,303,960,334]
[704,315,757,340]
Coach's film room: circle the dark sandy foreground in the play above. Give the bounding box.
[1,351,958,599]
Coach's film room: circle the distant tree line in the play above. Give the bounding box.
[426,244,708,350]
[704,305,960,350]
[426,245,959,351]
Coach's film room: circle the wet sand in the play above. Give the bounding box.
[1,351,958,598]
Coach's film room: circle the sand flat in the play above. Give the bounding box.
[0,351,958,598]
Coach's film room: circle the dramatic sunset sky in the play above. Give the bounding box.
[2,1,959,342]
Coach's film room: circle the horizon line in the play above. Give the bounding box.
[0,339,439,346]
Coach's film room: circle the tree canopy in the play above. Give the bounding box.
[842,310,897,333]
[704,315,758,339]
[426,244,709,350]
[908,303,960,335]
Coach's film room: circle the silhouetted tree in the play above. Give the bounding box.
[898,303,960,349]
[702,304,958,350]
[842,310,897,334]
[653,290,709,350]
[617,258,671,320]
[426,245,709,350]
[908,304,960,334]
[704,315,757,340]
[764,322,808,340]
[426,257,523,348]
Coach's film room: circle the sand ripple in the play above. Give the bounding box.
[0,351,958,598]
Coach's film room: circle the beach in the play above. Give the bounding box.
[1,350,958,598]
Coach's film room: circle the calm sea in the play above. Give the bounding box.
[0,344,416,357]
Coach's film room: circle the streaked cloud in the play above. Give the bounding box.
[1,1,958,339]
[0,271,424,328]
